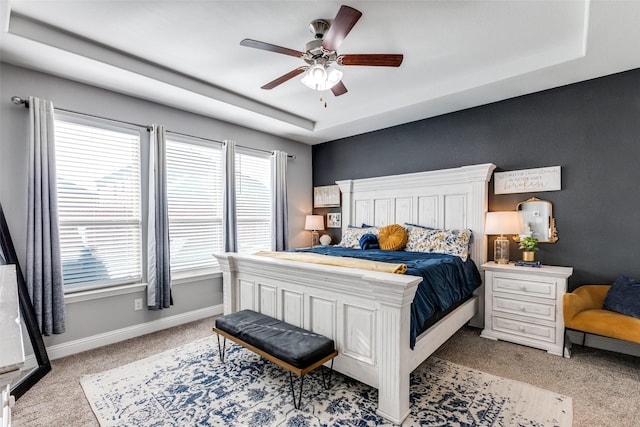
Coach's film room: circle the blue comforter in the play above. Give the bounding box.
[292,246,481,349]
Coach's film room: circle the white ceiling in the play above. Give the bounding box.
[1,1,639,145]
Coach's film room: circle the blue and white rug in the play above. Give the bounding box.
[81,337,572,426]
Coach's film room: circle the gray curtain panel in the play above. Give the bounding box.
[223,140,237,252]
[26,96,65,335]
[271,150,288,251]
[147,124,172,310]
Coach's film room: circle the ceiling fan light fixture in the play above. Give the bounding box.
[301,64,343,91]
[309,64,327,83]
[326,67,343,86]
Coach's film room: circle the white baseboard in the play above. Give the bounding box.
[566,329,640,357]
[45,304,223,361]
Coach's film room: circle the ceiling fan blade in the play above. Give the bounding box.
[339,54,404,67]
[331,80,348,97]
[322,5,362,51]
[240,39,304,58]
[261,67,307,90]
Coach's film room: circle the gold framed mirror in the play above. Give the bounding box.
[516,197,558,243]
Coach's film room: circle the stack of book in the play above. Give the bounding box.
[514,260,542,268]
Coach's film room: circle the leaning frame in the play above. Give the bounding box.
[0,201,51,399]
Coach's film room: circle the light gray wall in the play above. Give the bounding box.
[47,279,223,347]
[0,62,312,350]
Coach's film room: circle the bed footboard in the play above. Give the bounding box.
[216,252,423,423]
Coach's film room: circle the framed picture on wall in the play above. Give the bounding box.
[314,185,341,207]
[327,213,342,228]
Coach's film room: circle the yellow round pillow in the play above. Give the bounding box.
[378,224,408,251]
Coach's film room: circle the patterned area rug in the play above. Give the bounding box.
[81,337,572,426]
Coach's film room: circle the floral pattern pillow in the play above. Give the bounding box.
[338,226,379,248]
[405,225,472,261]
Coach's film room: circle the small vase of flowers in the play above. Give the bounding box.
[519,236,539,262]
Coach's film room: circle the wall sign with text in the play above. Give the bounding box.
[494,166,561,194]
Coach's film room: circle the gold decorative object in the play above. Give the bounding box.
[518,236,539,262]
[515,197,558,243]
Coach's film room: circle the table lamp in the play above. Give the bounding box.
[304,215,325,247]
[485,211,522,264]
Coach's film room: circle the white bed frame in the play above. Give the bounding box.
[215,163,495,424]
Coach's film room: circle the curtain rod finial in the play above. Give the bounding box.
[11,96,29,107]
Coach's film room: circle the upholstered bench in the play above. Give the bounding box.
[563,285,640,357]
[213,310,338,408]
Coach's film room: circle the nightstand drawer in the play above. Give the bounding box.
[493,295,555,321]
[493,276,556,299]
[492,316,556,343]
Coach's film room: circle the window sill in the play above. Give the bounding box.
[63,270,221,304]
[64,283,147,305]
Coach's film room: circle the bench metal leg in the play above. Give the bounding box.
[216,334,227,362]
[320,359,334,389]
[288,372,304,409]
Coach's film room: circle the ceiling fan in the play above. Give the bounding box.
[240,5,403,97]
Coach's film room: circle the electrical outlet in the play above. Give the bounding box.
[134,298,143,311]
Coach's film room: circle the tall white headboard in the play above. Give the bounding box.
[336,163,496,268]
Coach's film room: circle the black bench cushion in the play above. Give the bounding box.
[215,310,335,369]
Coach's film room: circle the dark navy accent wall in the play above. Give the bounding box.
[312,68,640,289]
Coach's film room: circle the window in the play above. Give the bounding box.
[165,136,223,271]
[55,118,142,290]
[54,113,275,288]
[235,149,272,254]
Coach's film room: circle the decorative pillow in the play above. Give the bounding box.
[405,222,474,245]
[404,225,472,261]
[603,275,640,319]
[404,225,435,252]
[359,233,379,250]
[338,226,379,248]
[377,224,408,251]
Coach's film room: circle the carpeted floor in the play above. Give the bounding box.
[12,317,640,426]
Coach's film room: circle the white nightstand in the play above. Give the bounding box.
[480,261,573,356]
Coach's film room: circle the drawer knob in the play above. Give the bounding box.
[519,305,526,311]
[520,285,527,291]
[519,326,526,332]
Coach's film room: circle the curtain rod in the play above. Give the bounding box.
[11,96,295,159]
[236,143,296,160]
[11,96,150,130]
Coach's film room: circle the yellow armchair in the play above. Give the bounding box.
[563,285,640,345]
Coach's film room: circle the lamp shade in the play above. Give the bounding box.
[304,215,325,231]
[301,65,343,91]
[485,211,522,235]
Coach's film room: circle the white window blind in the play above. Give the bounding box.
[54,119,142,290]
[165,137,223,271]
[235,149,272,254]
